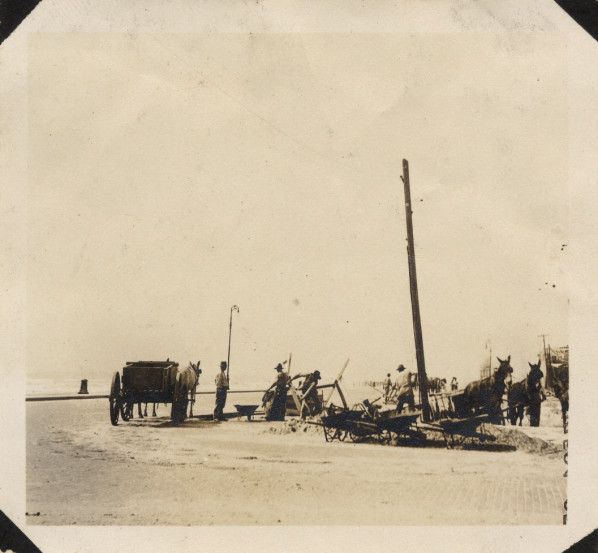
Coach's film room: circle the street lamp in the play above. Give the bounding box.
[227,305,240,382]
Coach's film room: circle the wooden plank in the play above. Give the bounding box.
[324,358,350,405]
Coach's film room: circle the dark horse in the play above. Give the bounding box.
[507,360,544,426]
[552,363,569,433]
[462,356,513,424]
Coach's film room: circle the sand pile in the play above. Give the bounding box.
[483,424,564,456]
[260,418,321,435]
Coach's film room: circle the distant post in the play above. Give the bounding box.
[78,379,89,395]
[401,159,432,422]
[227,305,240,382]
[539,333,552,390]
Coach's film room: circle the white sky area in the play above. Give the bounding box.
[26,33,568,388]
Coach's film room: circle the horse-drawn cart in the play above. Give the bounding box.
[109,360,194,425]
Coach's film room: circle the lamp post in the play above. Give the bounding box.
[227,305,240,382]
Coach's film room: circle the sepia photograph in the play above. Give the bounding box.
[23,31,569,526]
[1,1,597,552]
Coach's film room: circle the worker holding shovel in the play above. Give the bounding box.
[263,363,289,421]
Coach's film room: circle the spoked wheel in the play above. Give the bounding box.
[323,425,334,442]
[109,372,121,426]
[323,425,346,442]
[109,371,124,426]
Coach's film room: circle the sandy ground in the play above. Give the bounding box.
[26,397,566,526]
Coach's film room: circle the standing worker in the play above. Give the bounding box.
[383,373,393,402]
[394,364,415,413]
[265,363,289,421]
[301,370,322,416]
[451,377,458,391]
[213,361,229,421]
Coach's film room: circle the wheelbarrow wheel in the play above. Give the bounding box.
[109,372,121,426]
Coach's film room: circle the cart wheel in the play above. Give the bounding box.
[109,372,121,426]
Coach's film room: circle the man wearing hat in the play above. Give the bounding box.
[213,361,229,421]
[265,363,289,421]
[394,364,415,413]
[301,370,322,416]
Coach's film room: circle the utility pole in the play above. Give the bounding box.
[227,305,240,382]
[401,159,432,422]
[539,333,551,389]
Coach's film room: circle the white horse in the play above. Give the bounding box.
[172,361,202,422]
[187,360,202,417]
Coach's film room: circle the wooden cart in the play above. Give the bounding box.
[109,360,188,425]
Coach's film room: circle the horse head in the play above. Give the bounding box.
[527,359,543,383]
[496,356,514,388]
[189,360,202,379]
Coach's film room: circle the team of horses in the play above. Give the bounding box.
[457,355,568,431]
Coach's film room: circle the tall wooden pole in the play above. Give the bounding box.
[401,159,432,422]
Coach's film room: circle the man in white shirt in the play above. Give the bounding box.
[213,361,229,421]
[394,364,415,413]
[383,373,393,402]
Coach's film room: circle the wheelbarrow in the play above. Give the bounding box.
[234,404,260,421]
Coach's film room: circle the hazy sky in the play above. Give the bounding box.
[27,33,568,386]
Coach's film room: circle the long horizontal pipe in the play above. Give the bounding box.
[26,394,110,402]
[26,383,336,402]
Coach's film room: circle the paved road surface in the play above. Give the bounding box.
[26,400,566,525]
